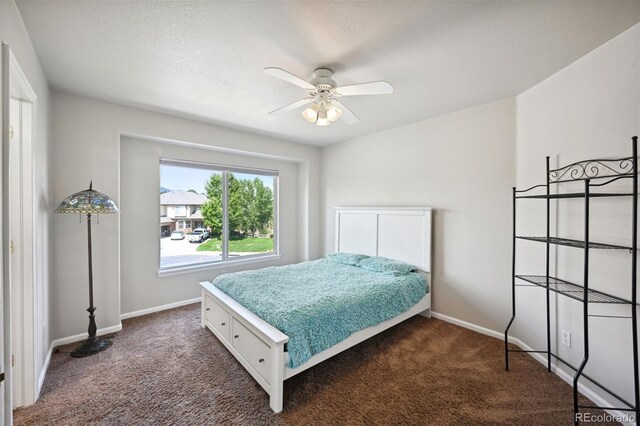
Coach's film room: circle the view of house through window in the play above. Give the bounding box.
[160,160,277,270]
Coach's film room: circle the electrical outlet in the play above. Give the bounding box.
[561,330,571,348]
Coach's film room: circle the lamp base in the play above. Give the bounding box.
[70,336,112,358]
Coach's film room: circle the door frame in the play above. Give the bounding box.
[3,45,38,414]
[1,41,8,426]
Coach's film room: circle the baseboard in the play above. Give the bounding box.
[431,311,635,426]
[120,297,200,320]
[51,323,123,348]
[51,298,201,347]
[431,311,503,340]
[37,341,54,399]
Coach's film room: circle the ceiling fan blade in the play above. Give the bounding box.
[334,81,393,97]
[331,100,359,124]
[268,97,314,115]
[264,67,315,91]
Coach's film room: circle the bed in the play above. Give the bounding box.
[200,207,432,412]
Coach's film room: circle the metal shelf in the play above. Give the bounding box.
[516,192,633,199]
[507,138,640,423]
[516,236,631,250]
[515,275,632,304]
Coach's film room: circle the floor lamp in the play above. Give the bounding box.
[55,181,119,357]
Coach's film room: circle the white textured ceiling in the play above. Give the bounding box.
[15,1,640,146]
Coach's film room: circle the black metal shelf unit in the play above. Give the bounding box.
[504,137,639,425]
[516,236,632,250]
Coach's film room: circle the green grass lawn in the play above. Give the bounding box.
[196,237,273,253]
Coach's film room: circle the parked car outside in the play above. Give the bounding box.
[171,230,185,240]
[189,228,209,243]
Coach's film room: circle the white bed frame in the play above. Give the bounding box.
[200,207,432,412]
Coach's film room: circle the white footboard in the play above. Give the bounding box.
[201,281,431,412]
[200,281,288,412]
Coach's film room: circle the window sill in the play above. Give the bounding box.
[158,254,281,278]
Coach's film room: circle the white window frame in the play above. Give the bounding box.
[159,158,279,275]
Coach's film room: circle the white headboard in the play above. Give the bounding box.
[334,207,432,273]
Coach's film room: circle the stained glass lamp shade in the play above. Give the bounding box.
[55,181,119,357]
[55,182,119,215]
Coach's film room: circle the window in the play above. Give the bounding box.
[159,159,278,271]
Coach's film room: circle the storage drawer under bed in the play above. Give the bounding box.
[231,317,272,384]
[204,295,230,342]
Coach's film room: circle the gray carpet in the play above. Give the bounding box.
[14,303,615,425]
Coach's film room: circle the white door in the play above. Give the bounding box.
[9,98,23,409]
[3,45,38,419]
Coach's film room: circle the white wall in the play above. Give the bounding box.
[322,98,516,332]
[515,24,640,409]
[1,0,52,404]
[120,136,301,315]
[51,92,321,340]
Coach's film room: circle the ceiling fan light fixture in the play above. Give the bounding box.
[265,66,394,127]
[326,103,342,122]
[302,103,319,123]
[316,105,330,126]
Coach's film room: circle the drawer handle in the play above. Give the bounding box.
[206,308,210,311]
[221,322,226,326]
[234,335,239,339]
[258,358,264,363]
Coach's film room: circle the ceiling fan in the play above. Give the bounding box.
[264,67,394,126]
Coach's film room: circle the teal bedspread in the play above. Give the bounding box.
[213,258,428,368]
